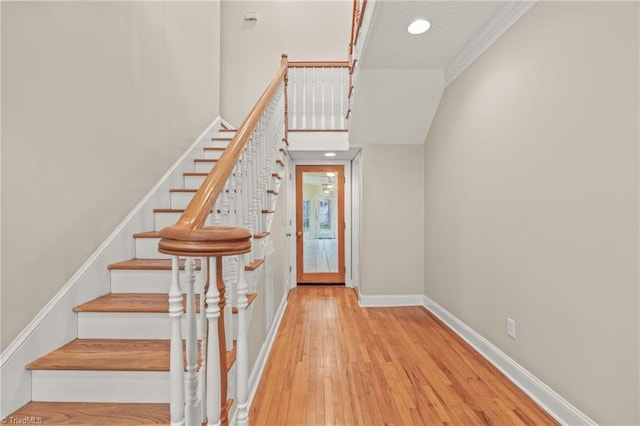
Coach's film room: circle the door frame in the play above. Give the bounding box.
[288,160,353,288]
[295,165,346,284]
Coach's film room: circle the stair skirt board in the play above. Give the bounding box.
[0,117,224,419]
[76,313,205,340]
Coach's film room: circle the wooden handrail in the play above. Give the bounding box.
[159,54,289,240]
[288,61,349,68]
[353,0,368,49]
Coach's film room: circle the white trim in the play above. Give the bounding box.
[0,117,222,418]
[247,294,287,407]
[358,293,423,308]
[229,293,288,425]
[422,295,596,426]
[445,0,537,86]
[290,160,355,288]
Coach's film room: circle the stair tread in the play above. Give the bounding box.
[169,188,197,193]
[133,231,160,239]
[27,338,237,372]
[153,208,211,213]
[245,258,265,271]
[204,147,226,151]
[27,339,177,371]
[232,293,258,314]
[74,292,257,313]
[254,232,270,239]
[7,402,170,425]
[194,158,218,162]
[183,172,209,177]
[108,259,201,271]
[73,293,197,313]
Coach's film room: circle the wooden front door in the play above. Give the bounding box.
[295,165,345,284]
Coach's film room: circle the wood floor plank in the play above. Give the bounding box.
[249,286,558,425]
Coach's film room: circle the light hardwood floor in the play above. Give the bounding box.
[250,286,558,425]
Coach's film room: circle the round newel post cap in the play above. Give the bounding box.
[158,225,252,257]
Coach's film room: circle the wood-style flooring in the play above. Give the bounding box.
[250,286,558,425]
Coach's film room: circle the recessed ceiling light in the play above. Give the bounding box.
[408,19,430,35]
[324,152,336,157]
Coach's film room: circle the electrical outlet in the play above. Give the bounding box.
[507,318,516,339]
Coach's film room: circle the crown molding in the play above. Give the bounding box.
[445,0,537,86]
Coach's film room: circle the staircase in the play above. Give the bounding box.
[6,120,284,424]
[4,51,356,424]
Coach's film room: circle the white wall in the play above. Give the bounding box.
[220,1,351,126]
[361,144,424,296]
[423,2,639,424]
[1,1,221,351]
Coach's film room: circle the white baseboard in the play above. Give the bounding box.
[358,293,423,307]
[422,295,596,426]
[0,116,222,418]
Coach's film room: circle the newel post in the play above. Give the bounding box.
[159,225,252,426]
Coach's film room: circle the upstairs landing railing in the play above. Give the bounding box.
[287,61,349,131]
[158,54,289,426]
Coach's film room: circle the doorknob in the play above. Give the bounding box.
[296,231,303,237]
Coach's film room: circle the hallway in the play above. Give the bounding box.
[250,286,557,425]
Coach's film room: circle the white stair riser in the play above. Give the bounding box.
[194,161,217,173]
[32,371,170,403]
[211,140,231,149]
[154,211,181,231]
[184,175,206,189]
[134,237,167,259]
[170,192,195,210]
[204,149,224,160]
[77,312,205,340]
[110,270,205,294]
[154,211,213,231]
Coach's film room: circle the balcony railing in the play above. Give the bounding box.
[287,61,350,131]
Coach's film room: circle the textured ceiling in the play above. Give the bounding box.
[359,1,504,70]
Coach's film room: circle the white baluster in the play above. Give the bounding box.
[321,67,326,129]
[221,182,230,226]
[223,257,234,352]
[331,67,336,130]
[291,67,297,129]
[169,256,185,426]
[199,257,208,423]
[185,258,200,426]
[235,254,250,426]
[206,258,221,426]
[302,67,307,129]
[311,67,316,129]
[340,67,345,129]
